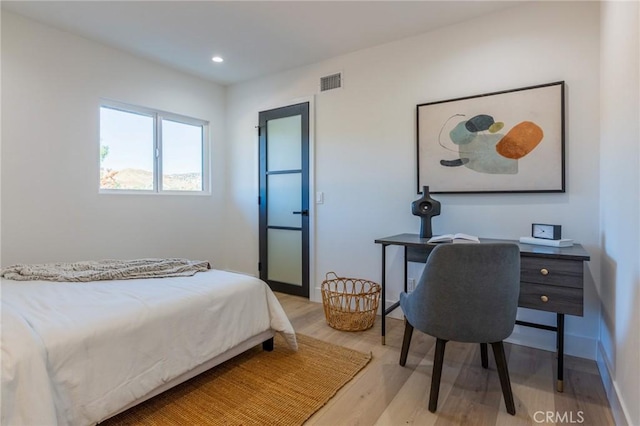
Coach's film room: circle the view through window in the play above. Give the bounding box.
[99,102,208,193]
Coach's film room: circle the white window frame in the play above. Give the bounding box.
[99,99,210,195]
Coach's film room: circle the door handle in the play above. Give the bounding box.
[292,210,309,216]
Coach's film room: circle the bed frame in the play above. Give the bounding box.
[103,331,275,421]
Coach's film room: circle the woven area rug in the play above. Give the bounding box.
[103,333,371,425]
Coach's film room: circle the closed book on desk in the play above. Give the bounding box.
[519,236,574,247]
[427,233,480,244]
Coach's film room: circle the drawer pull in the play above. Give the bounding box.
[540,295,549,303]
[540,268,549,276]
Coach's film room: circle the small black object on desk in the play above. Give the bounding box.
[411,186,441,238]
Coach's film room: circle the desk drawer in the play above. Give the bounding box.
[519,282,583,316]
[521,257,583,289]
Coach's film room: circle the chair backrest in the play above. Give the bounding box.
[402,243,520,343]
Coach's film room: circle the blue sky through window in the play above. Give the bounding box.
[100,107,153,172]
[100,107,202,174]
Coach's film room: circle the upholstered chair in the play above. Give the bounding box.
[398,243,520,415]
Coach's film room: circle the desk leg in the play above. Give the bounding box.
[381,244,387,345]
[557,313,565,392]
[403,246,408,293]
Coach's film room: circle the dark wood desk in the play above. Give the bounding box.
[374,233,590,392]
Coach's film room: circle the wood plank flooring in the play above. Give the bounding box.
[275,293,615,426]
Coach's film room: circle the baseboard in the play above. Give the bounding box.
[312,286,322,303]
[597,341,632,426]
[506,324,597,360]
[382,299,404,320]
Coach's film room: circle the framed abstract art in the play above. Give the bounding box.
[417,81,565,194]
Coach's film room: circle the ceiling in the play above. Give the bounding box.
[2,1,524,86]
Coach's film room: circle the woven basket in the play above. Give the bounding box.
[321,272,381,331]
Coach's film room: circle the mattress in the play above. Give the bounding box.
[1,268,296,425]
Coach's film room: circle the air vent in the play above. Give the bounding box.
[320,73,342,92]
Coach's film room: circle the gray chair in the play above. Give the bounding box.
[398,243,520,415]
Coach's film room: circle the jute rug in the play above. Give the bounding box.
[103,333,372,425]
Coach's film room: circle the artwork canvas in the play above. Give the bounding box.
[417,81,565,194]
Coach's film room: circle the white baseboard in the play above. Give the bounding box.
[597,341,632,426]
[312,286,322,303]
[507,324,597,360]
[377,299,404,319]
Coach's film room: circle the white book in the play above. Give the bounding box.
[427,233,480,244]
[519,236,574,247]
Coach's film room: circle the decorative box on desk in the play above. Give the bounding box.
[374,233,590,393]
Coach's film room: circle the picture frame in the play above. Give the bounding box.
[416,81,565,194]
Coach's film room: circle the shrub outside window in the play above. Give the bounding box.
[99,101,209,193]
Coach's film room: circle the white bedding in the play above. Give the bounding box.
[1,269,296,426]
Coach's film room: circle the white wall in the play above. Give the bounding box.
[1,11,227,267]
[226,1,602,359]
[598,2,640,425]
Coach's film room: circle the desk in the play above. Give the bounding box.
[374,233,590,392]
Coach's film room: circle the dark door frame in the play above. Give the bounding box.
[258,102,310,298]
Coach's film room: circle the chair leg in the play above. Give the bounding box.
[399,319,414,366]
[480,343,488,369]
[491,341,516,415]
[429,338,447,413]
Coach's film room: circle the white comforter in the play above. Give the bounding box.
[1,269,296,426]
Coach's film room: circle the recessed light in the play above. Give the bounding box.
[211,56,224,63]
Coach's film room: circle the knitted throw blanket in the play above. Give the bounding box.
[0,258,211,282]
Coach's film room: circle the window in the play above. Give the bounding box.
[99,101,209,193]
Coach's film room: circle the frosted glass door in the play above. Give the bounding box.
[266,116,302,286]
[259,103,309,297]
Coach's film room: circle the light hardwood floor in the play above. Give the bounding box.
[275,293,615,426]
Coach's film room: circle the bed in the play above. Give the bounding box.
[1,261,297,425]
